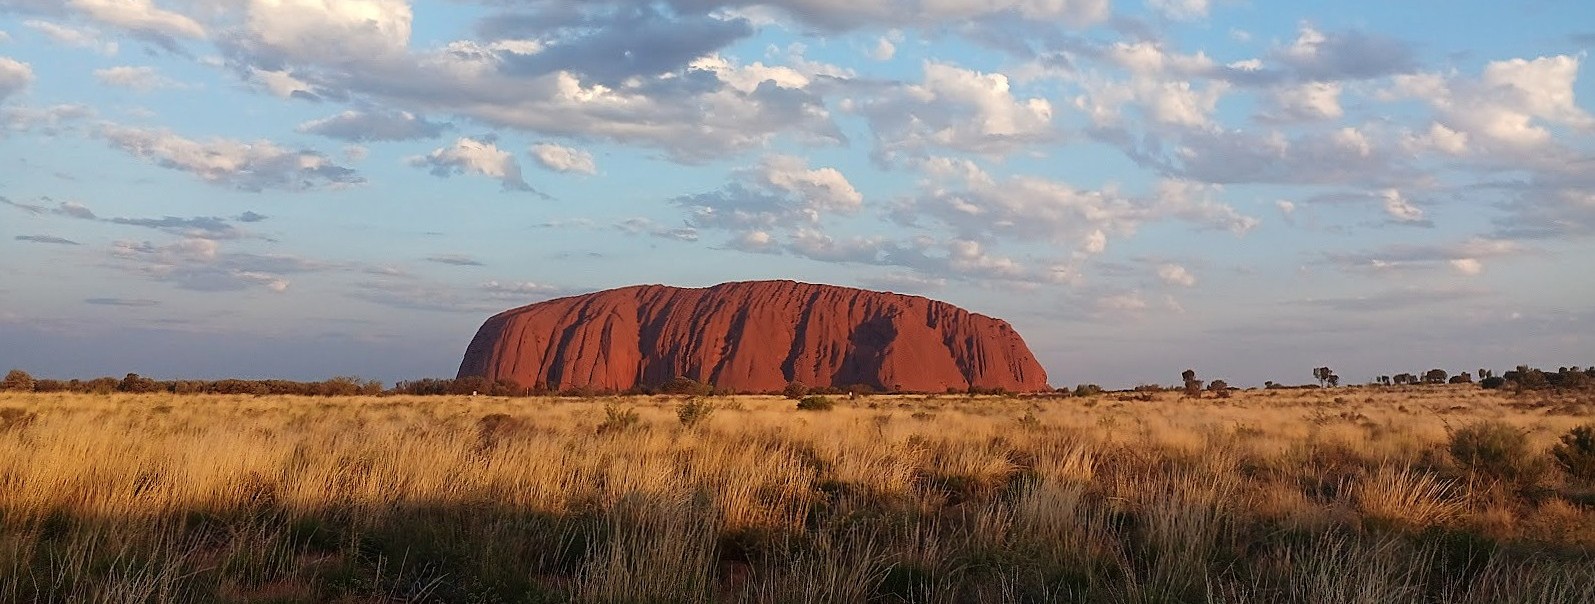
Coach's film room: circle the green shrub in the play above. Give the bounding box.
[596,403,641,434]
[1551,424,1595,481]
[796,395,834,411]
[782,382,810,399]
[1448,421,1542,483]
[677,397,716,429]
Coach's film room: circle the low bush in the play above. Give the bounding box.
[1551,424,1595,481]
[795,395,834,411]
[597,403,642,434]
[677,398,716,429]
[1448,421,1542,483]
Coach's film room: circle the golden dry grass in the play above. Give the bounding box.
[1,385,1592,602]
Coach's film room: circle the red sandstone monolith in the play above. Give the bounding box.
[457,280,1049,393]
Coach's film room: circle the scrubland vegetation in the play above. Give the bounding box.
[2,386,1594,602]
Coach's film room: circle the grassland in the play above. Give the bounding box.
[1,386,1593,603]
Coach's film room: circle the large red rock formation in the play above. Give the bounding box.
[457,280,1049,393]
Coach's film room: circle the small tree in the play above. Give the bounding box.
[1,369,35,392]
[1423,369,1448,385]
[1208,379,1231,398]
[1313,367,1337,388]
[1181,369,1203,398]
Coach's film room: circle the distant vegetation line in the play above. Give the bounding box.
[1,364,1592,398]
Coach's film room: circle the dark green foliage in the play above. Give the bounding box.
[658,376,714,396]
[1480,376,1506,389]
[677,397,716,429]
[1448,421,1543,483]
[782,382,810,399]
[796,395,835,411]
[1551,424,1595,481]
[596,403,641,434]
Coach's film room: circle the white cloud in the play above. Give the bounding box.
[109,238,302,293]
[245,0,412,62]
[897,162,1257,258]
[1157,263,1197,287]
[529,142,597,175]
[96,124,362,191]
[93,66,179,92]
[853,61,1055,159]
[755,154,862,213]
[69,0,205,40]
[1450,258,1483,275]
[297,110,447,142]
[1380,189,1424,223]
[0,57,31,100]
[408,137,532,191]
[674,155,862,231]
[1392,55,1594,150]
[248,67,316,99]
[1269,81,1342,121]
[869,36,896,61]
[23,19,116,55]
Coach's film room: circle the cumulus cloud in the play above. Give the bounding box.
[894,159,1257,256]
[297,110,448,142]
[242,0,412,62]
[408,137,533,192]
[95,124,362,191]
[1390,55,1594,150]
[1274,25,1417,81]
[674,154,862,233]
[1266,81,1342,121]
[0,56,32,100]
[93,66,179,92]
[529,142,597,175]
[853,62,1055,159]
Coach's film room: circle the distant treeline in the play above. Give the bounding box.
[2,364,1591,397]
[0,370,928,398]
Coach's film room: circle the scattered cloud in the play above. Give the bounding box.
[529,142,597,175]
[15,234,80,245]
[0,56,32,100]
[1156,263,1197,287]
[1295,287,1488,313]
[95,124,362,191]
[615,217,698,242]
[425,253,484,267]
[408,137,534,192]
[22,20,116,55]
[109,238,301,293]
[297,110,448,142]
[93,66,180,92]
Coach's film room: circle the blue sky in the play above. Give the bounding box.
[1,0,1591,388]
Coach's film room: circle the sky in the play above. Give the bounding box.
[0,0,1592,389]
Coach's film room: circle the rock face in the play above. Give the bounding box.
[457,280,1050,393]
